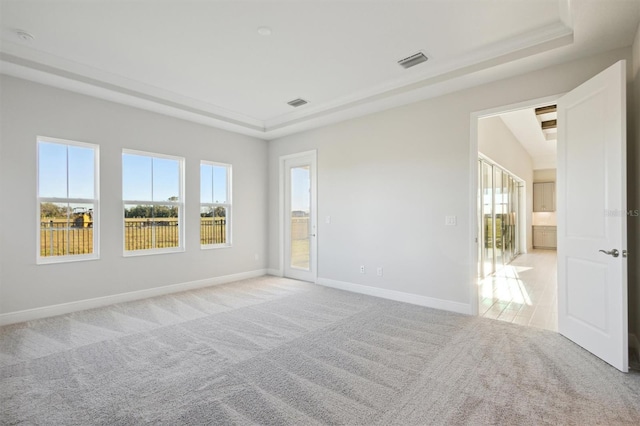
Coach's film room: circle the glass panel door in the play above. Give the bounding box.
[481,161,494,276]
[509,177,518,259]
[478,159,523,278]
[289,165,311,270]
[494,167,504,268]
[282,152,317,283]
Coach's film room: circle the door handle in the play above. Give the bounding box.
[599,249,619,258]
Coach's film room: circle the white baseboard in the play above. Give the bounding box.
[267,268,282,277]
[0,269,267,326]
[317,277,472,315]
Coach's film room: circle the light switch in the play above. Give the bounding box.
[445,215,457,226]
[325,216,331,224]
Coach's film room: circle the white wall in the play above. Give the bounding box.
[478,116,534,251]
[268,47,634,314]
[0,76,268,317]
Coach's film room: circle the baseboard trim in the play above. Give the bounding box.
[317,278,472,315]
[0,269,267,326]
[267,268,282,277]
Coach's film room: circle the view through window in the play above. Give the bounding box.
[200,161,231,247]
[122,150,184,253]
[38,137,99,262]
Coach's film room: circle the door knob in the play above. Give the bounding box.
[599,249,619,258]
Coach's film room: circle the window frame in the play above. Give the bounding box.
[36,136,100,264]
[122,149,185,256]
[200,160,232,249]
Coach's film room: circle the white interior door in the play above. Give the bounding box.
[557,60,628,372]
[282,151,317,282]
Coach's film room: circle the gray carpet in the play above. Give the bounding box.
[1,276,639,425]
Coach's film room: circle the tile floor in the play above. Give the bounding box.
[479,249,557,332]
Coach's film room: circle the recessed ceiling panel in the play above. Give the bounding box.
[1,0,638,138]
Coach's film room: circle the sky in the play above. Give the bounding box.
[122,153,180,202]
[200,163,228,204]
[39,141,231,205]
[39,142,94,199]
[291,166,310,212]
[38,141,311,216]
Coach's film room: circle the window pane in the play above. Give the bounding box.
[40,201,69,257]
[68,203,94,255]
[123,154,152,201]
[494,167,504,268]
[153,157,179,202]
[154,206,180,248]
[212,166,228,203]
[39,201,93,257]
[124,204,153,251]
[200,206,227,245]
[124,204,153,219]
[200,164,213,204]
[290,166,310,270]
[482,162,494,277]
[68,145,95,199]
[38,142,67,198]
[124,204,179,251]
[38,139,98,263]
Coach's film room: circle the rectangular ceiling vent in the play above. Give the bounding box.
[398,52,428,69]
[287,98,308,107]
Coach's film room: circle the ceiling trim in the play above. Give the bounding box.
[266,24,573,133]
[0,17,574,141]
[264,21,573,129]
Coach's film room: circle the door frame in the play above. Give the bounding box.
[469,94,561,315]
[279,150,318,283]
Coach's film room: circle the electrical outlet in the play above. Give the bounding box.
[326,215,331,224]
[360,265,365,274]
[376,267,383,277]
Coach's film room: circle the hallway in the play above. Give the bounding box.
[479,250,557,332]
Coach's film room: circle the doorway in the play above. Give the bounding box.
[471,61,629,372]
[280,151,317,283]
[475,102,559,332]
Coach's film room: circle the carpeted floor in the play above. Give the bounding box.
[1,276,639,425]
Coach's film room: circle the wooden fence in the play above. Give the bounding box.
[40,218,227,256]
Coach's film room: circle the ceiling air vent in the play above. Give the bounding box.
[287,98,308,107]
[397,52,428,69]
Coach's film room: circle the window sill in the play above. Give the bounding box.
[201,244,232,250]
[37,254,100,265]
[123,247,185,257]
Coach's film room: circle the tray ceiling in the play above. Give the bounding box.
[1,0,639,139]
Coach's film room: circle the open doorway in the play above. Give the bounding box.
[476,103,558,332]
[470,61,628,372]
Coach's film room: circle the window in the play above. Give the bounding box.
[200,161,231,248]
[37,137,99,263]
[122,150,184,255]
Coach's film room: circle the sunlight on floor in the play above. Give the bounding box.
[478,250,557,332]
[479,265,533,305]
